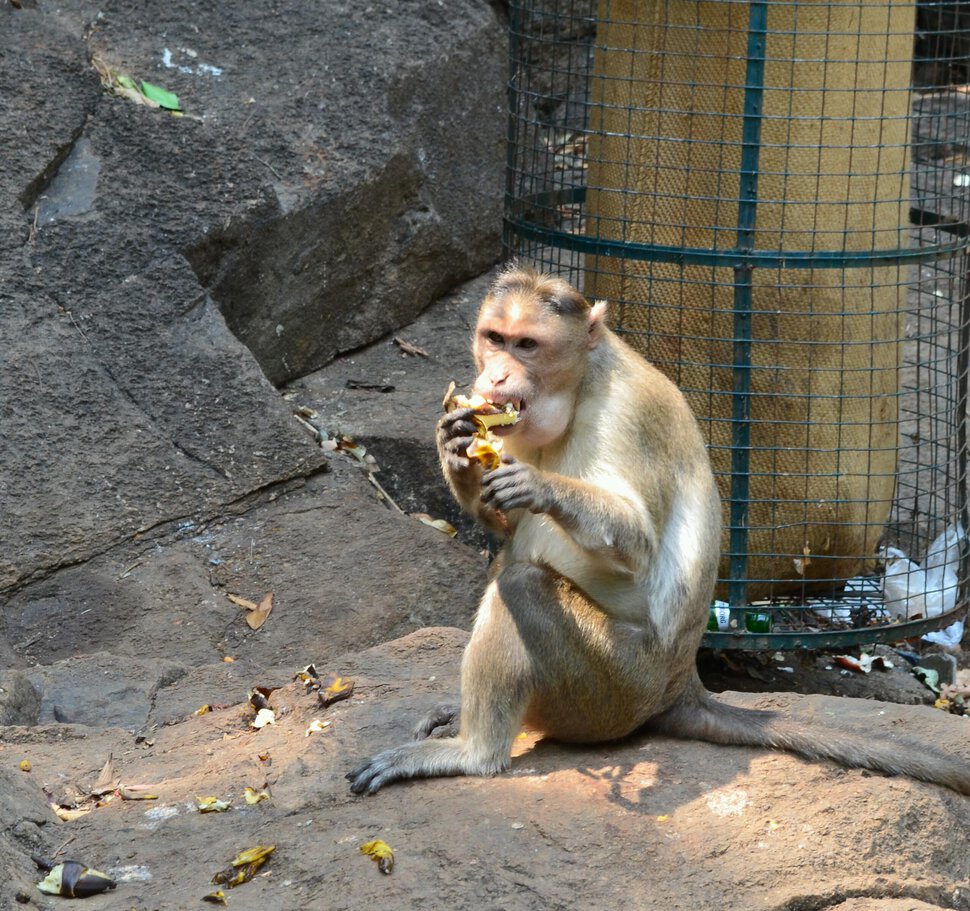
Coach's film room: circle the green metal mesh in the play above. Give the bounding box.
[503,0,970,649]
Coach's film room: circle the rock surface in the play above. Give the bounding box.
[2,629,970,910]
[0,0,505,592]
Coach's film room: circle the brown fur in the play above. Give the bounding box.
[347,268,970,796]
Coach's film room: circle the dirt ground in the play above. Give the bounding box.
[3,274,970,911]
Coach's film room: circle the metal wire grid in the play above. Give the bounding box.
[503,0,970,648]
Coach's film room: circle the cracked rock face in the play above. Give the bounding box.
[0,0,505,593]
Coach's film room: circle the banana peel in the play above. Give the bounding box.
[35,859,116,898]
[443,385,519,470]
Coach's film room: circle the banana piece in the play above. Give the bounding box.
[443,385,519,469]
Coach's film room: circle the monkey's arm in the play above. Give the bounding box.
[480,461,653,571]
[436,409,512,538]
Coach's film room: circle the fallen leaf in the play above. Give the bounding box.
[319,673,355,707]
[360,839,394,874]
[90,754,120,797]
[196,796,232,813]
[194,704,212,716]
[19,760,31,772]
[202,891,228,905]
[223,656,235,663]
[140,80,180,110]
[228,593,259,611]
[305,719,331,736]
[393,336,430,357]
[246,592,273,630]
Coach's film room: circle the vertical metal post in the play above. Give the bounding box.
[956,252,970,597]
[729,1,768,608]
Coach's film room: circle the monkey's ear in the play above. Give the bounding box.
[587,299,608,348]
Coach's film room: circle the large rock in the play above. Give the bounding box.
[91,0,507,385]
[0,1,505,594]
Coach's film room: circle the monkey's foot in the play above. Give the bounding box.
[412,702,460,740]
[346,738,465,795]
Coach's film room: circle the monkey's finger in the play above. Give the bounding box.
[437,409,477,433]
[444,434,476,452]
[481,480,531,509]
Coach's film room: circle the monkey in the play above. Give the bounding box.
[347,266,970,796]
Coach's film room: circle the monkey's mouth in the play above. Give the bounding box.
[491,399,524,435]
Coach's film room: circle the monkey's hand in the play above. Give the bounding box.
[412,703,460,740]
[480,459,552,515]
[436,407,479,475]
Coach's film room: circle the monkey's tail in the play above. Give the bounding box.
[648,674,970,796]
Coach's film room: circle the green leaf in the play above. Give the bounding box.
[140,81,180,110]
[116,74,137,90]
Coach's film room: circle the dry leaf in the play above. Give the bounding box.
[90,754,120,797]
[19,759,31,772]
[246,592,273,630]
[227,593,259,611]
[360,839,394,874]
[202,891,228,905]
[194,704,212,716]
[304,719,331,736]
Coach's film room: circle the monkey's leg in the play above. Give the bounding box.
[347,570,537,794]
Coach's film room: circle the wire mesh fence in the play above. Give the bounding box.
[503,0,970,648]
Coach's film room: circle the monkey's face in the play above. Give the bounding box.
[471,288,598,449]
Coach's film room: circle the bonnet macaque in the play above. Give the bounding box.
[348,267,970,796]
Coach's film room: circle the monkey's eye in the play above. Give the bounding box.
[486,331,504,345]
[517,338,538,351]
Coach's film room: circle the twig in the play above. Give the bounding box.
[252,155,283,181]
[53,834,76,859]
[364,471,404,514]
[27,204,40,245]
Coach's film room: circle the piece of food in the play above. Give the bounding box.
[36,861,116,898]
[443,386,519,469]
[466,435,504,471]
[446,392,520,430]
[359,839,394,874]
